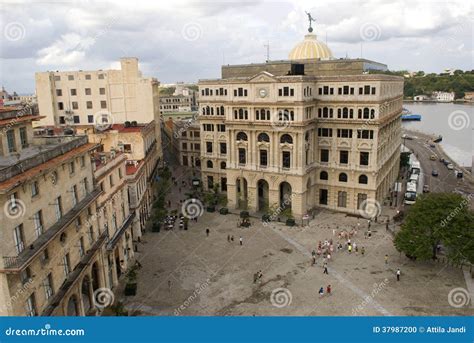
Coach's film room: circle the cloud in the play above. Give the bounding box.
[0,0,472,94]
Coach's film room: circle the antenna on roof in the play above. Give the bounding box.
[264,41,270,62]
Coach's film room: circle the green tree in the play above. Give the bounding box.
[394,193,474,263]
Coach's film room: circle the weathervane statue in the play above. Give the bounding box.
[305,11,316,33]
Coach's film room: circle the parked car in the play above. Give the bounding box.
[447,163,454,170]
[423,185,430,193]
[443,160,450,166]
[456,171,464,178]
[430,155,437,161]
[432,170,439,177]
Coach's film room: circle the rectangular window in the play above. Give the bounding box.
[182,142,187,150]
[339,150,349,164]
[206,142,213,153]
[338,191,347,207]
[86,101,93,109]
[71,185,78,206]
[282,151,291,168]
[58,102,64,110]
[6,130,16,153]
[59,116,65,124]
[319,189,328,205]
[360,152,370,166]
[72,101,78,110]
[260,150,268,167]
[33,210,43,238]
[238,148,246,164]
[364,85,371,95]
[56,89,62,96]
[207,176,214,189]
[31,181,39,197]
[220,142,227,154]
[109,174,114,187]
[79,237,85,257]
[19,127,28,148]
[98,74,105,79]
[85,88,91,95]
[13,224,25,254]
[182,155,188,166]
[73,115,80,123]
[100,100,107,109]
[85,74,91,80]
[43,274,54,300]
[71,89,77,96]
[221,177,227,192]
[55,196,63,220]
[99,87,105,95]
[63,254,71,276]
[25,294,37,317]
[320,149,329,163]
[54,75,61,81]
[68,75,74,81]
[357,193,368,209]
[69,161,75,174]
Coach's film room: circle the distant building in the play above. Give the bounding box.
[159,83,197,114]
[163,118,201,168]
[413,95,429,101]
[464,91,474,101]
[432,91,455,102]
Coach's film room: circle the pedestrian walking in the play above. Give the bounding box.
[319,287,324,297]
[168,280,172,291]
[348,245,352,253]
[239,236,243,246]
[361,246,365,255]
[206,228,210,237]
[326,285,331,295]
[253,273,258,284]
[312,249,316,257]
[323,263,328,274]
[312,256,316,266]
[396,268,401,281]
[231,235,234,242]
[385,254,388,264]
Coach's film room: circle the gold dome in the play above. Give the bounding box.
[288,33,333,60]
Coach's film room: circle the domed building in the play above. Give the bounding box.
[288,33,333,61]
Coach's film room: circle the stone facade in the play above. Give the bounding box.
[198,61,403,220]
[0,108,108,316]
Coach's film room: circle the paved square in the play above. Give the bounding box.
[121,209,471,316]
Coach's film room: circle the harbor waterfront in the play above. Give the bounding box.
[403,102,473,168]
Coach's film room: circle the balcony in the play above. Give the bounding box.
[107,213,135,251]
[41,231,108,316]
[1,188,102,272]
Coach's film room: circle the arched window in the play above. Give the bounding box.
[236,132,248,141]
[206,106,210,115]
[359,174,368,184]
[280,134,293,144]
[363,108,369,119]
[220,161,226,170]
[320,171,328,180]
[370,109,375,119]
[207,160,213,169]
[358,109,362,119]
[343,107,348,118]
[339,173,348,182]
[220,106,225,115]
[258,133,270,142]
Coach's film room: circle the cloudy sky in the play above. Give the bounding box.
[1,0,472,93]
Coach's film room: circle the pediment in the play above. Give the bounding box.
[248,71,279,83]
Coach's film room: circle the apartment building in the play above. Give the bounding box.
[0,107,107,316]
[163,118,201,168]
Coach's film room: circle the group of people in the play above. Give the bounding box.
[227,234,244,246]
[318,285,331,297]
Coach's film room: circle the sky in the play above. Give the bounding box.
[1,0,473,94]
